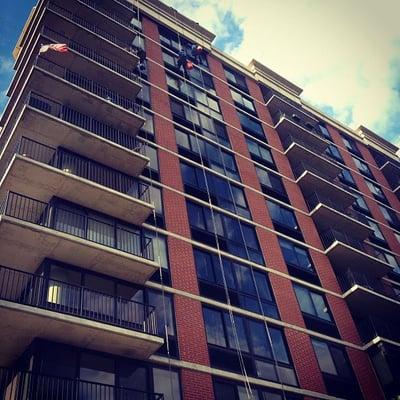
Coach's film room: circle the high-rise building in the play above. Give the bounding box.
[0,0,399,399]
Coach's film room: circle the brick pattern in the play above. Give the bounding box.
[284,329,327,394]
[347,348,385,400]
[143,18,213,396]
[143,17,389,399]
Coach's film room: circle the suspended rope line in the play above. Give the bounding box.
[135,2,175,399]
[171,9,254,399]
[195,62,288,400]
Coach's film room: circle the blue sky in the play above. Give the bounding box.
[0,0,36,112]
[1,0,399,147]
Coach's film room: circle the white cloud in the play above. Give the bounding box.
[163,0,400,142]
[0,56,13,74]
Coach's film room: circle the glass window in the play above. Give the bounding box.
[325,144,343,162]
[153,368,181,400]
[238,110,264,139]
[224,66,248,92]
[353,156,374,178]
[366,180,387,202]
[230,88,256,112]
[352,192,370,214]
[142,111,154,135]
[312,339,354,380]
[267,201,300,234]
[339,168,357,188]
[187,201,264,264]
[255,166,288,201]
[294,284,332,321]
[181,162,249,218]
[224,314,250,352]
[195,249,278,318]
[318,123,331,140]
[143,145,159,173]
[379,205,400,227]
[249,320,271,358]
[203,307,227,347]
[279,238,315,273]
[312,340,337,375]
[341,135,361,156]
[366,219,386,241]
[148,290,175,336]
[246,137,276,169]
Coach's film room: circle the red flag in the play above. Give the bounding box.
[40,43,68,54]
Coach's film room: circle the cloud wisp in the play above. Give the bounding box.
[163,0,400,143]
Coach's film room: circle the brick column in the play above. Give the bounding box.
[143,17,214,399]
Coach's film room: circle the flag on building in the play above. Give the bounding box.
[39,43,68,54]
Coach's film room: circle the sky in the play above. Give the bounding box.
[0,0,399,147]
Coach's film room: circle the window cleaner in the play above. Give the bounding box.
[190,44,203,62]
[135,49,147,72]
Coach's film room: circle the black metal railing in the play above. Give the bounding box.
[0,192,154,261]
[273,111,327,141]
[0,265,158,335]
[13,137,150,203]
[306,192,369,225]
[281,133,328,156]
[356,316,400,344]
[292,161,337,182]
[338,269,400,302]
[0,367,164,400]
[26,92,145,153]
[42,27,139,81]
[320,229,389,262]
[47,2,135,52]
[79,0,139,31]
[36,57,142,114]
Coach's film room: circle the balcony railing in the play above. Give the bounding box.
[356,316,400,344]
[47,2,135,52]
[42,27,139,81]
[0,265,158,335]
[35,57,142,114]
[320,229,388,260]
[26,92,144,152]
[12,136,150,203]
[0,367,164,400]
[273,111,325,139]
[281,133,326,155]
[306,192,368,225]
[292,161,340,182]
[338,269,400,303]
[0,192,154,261]
[79,0,139,31]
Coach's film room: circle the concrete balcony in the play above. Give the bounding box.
[339,270,400,319]
[306,192,372,239]
[273,113,329,154]
[0,192,158,285]
[44,1,139,68]
[282,135,342,180]
[9,26,142,103]
[265,93,319,125]
[24,57,145,133]
[293,162,356,209]
[321,229,394,278]
[0,265,164,365]
[356,316,400,347]
[0,137,154,225]
[380,160,400,197]
[5,92,149,177]
[52,0,140,43]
